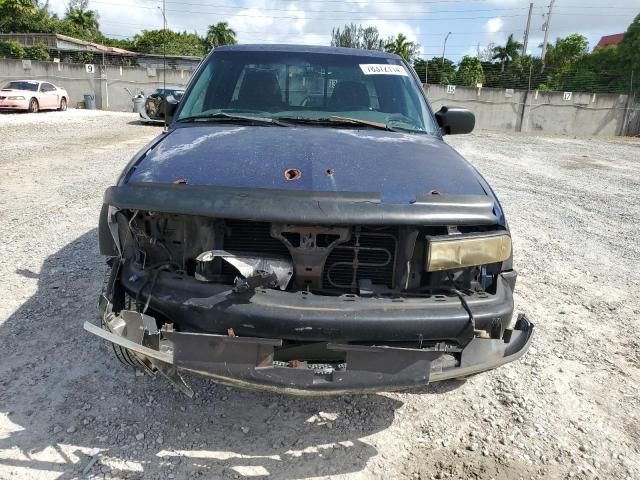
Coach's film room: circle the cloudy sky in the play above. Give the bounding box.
[47,0,638,61]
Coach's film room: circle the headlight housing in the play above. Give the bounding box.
[8,96,25,100]
[426,233,512,271]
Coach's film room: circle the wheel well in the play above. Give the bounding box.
[30,97,38,104]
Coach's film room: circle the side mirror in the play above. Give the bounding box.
[435,106,475,135]
[163,94,180,123]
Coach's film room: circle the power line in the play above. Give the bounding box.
[91,0,637,20]
[555,5,639,9]
[136,0,498,5]
[123,0,532,14]
[90,1,531,21]
[101,23,514,37]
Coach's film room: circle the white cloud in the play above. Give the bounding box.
[223,0,423,46]
[47,0,637,60]
[486,17,504,35]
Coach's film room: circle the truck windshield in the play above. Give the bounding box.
[178,50,438,134]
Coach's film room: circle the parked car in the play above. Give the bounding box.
[132,87,185,123]
[0,80,68,113]
[87,44,533,397]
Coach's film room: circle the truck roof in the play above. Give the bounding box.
[213,44,402,60]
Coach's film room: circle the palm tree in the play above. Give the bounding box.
[205,22,237,50]
[65,0,100,40]
[384,33,416,62]
[491,34,523,72]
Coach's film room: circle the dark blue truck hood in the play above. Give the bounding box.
[127,124,493,205]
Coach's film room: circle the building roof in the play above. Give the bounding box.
[594,33,624,50]
[0,32,137,55]
[0,32,203,68]
[215,44,401,59]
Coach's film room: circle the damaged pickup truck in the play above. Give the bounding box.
[85,44,533,396]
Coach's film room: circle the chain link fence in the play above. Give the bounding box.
[415,62,637,101]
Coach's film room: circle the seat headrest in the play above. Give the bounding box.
[236,71,283,110]
[328,81,370,111]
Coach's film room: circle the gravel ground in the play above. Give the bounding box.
[0,109,639,480]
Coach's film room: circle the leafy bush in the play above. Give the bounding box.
[0,40,26,59]
[76,51,94,64]
[25,42,50,61]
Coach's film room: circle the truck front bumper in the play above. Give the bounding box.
[84,292,533,396]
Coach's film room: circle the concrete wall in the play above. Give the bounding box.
[2,59,636,136]
[425,84,637,137]
[0,59,192,111]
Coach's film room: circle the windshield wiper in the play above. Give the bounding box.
[276,116,397,132]
[176,112,288,126]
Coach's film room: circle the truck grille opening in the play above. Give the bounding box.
[223,221,397,293]
[126,213,403,295]
[224,220,290,257]
[322,229,397,291]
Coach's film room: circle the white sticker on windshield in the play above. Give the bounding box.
[359,64,408,76]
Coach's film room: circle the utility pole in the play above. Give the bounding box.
[522,2,533,56]
[541,0,555,68]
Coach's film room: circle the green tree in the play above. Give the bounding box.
[61,0,100,40]
[384,33,418,62]
[617,13,640,95]
[414,57,455,84]
[0,0,36,30]
[132,29,206,57]
[0,0,58,34]
[483,54,543,90]
[565,46,626,93]
[330,24,384,50]
[539,34,590,92]
[97,35,135,51]
[457,55,484,86]
[491,34,523,72]
[331,23,360,48]
[361,26,384,50]
[543,33,588,70]
[204,22,237,51]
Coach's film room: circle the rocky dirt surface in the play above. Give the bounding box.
[0,110,638,480]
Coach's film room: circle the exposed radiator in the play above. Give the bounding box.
[222,221,398,292]
[322,229,397,291]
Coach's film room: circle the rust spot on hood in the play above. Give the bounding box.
[284,168,301,181]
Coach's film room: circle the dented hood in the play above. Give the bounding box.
[127,124,490,204]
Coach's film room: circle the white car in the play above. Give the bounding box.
[0,80,69,113]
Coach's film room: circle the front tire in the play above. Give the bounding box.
[28,98,39,113]
[58,97,67,111]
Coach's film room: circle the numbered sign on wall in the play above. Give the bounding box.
[563,91,573,101]
[85,64,95,74]
[446,85,456,95]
